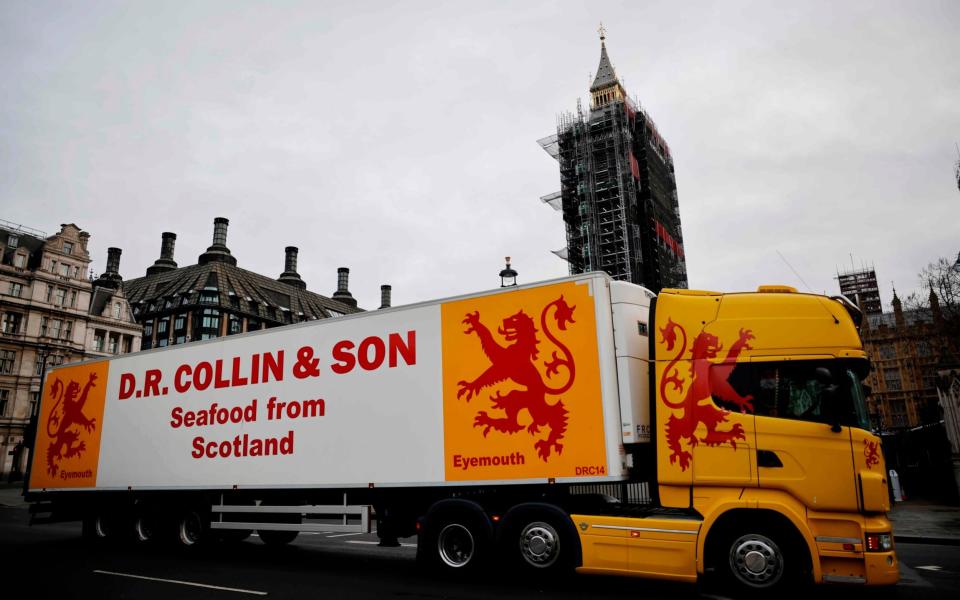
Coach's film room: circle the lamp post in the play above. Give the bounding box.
[499,257,518,288]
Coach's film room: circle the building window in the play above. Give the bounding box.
[59,263,70,277]
[142,320,153,350]
[196,309,220,340]
[247,317,261,331]
[7,235,18,248]
[173,314,187,344]
[0,350,15,374]
[122,336,132,354]
[55,288,66,306]
[228,314,242,335]
[108,334,119,354]
[916,340,932,357]
[49,319,62,339]
[8,282,22,297]
[13,254,25,268]
[229,295,240,308]
[40,317,48,337]
[879,345,896,360]
[63,241,73,255]
[63,320,73,341]
[46,285,54,302]
[884,369,902,392]
[70,290,77,307]
[200,290,219,305]
[0,389,9,416]
[2,312,22,334]
[113,303,122,319]
[30,392,39,417]
[94,330,105,352]
[157,318,170,347]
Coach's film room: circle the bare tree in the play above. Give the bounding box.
[906,255,960,342]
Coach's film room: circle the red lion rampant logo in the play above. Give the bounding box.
[44,372,98,477]
[456,295,576,461]
[659,319,755,471]
[864,440,880,469]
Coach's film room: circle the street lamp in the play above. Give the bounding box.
[499,257,518,288]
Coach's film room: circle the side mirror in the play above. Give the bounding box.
[815,367,834,385]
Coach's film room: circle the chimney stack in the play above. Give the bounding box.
[198,217,237,266]
[332,267,357,307]
[278,246,306,289]
[93,247,124,289]
[146,232,179,275]
[379,285,392,309]
[106,247,121,274]
[161,232,176,261]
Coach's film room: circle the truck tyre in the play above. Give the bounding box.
[132,512,158,544]
[258,529,299,546]
[718,527,802,594]
[83,513,118,543]
[216,499,255,543]
[501,509,579,576]
[420,509,488,573]
[176,509,209,547]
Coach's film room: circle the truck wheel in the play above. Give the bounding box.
[176,509,208,547]
[83,512,121,543]
[721,529,793,592]
[518,520,563,569]
[133,513,158,544]
[421,510,488,573]
[258,529,299,546]
[503,512,578,575]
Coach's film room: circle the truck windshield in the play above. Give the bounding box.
[720,359,873,431]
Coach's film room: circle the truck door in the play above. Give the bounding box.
[748,359,860,513]
[843,369,890,513]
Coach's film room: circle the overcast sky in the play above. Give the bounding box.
[2,1,958,310]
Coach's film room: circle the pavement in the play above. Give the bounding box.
[890,500,960,546]
[4,480,959,545]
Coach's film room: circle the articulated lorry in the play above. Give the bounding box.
[25,273,898,591]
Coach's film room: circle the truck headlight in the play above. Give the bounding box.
[865,532,893,552]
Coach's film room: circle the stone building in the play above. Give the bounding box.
[122,217,365,350]
[0,220,141,479]
[860,289,954,430]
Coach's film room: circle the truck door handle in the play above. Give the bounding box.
[757,450,783,468]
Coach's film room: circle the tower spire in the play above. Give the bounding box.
[590,25,624,109]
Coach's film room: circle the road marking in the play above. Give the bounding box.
[94,570,267,596]
[917,565,942,571]
[326,532,364,538]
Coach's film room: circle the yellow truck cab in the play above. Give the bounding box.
[574,285,898,589]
